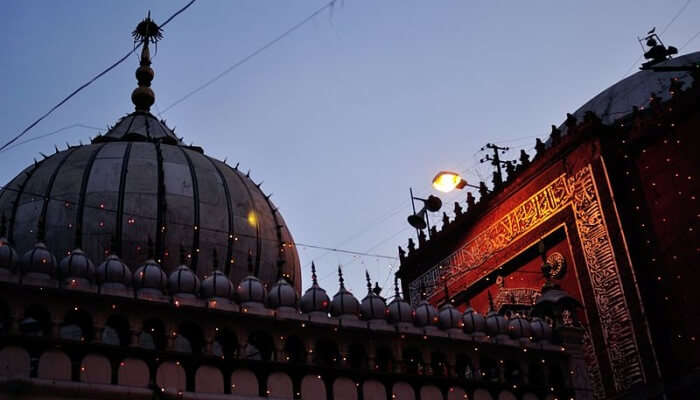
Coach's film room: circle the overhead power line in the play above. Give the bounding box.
[0,0,198,154]
[158,0,340,115]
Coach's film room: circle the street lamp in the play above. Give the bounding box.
[432,171,480,193]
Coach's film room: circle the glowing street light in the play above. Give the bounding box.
[432,171,468,193]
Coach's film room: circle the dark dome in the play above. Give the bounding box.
[0,112,301,292]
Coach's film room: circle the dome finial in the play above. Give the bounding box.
[131,12,162,112]
[337,265,345,289]
[393,275,400,299]
[212,248,219,271]
[365,270,372,293]
[247,249,254,274]
[311,261,318,285]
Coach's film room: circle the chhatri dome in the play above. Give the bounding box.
[0,16,301,292]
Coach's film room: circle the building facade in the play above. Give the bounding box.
[398,52,700,399]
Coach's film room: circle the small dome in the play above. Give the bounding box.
[300,263,330,314]
[438,303,462,330]
[462,306,486,334]
[360,294,387,320]
[168,264,200,296]
[507,314,532,339]
[57,249,95,284]
[387,281,413,324]
[0,239,18,272]
[267,277,298,311]
[330,267,359,318]
[21,243,57,278]
[485,310,508,337]
[236,275,266,305]
[359,272,387,321]
[133,259,167,293]
[96,254,132,287]
[202,270,234,299]
[413,299,438,327]
[530,317,552,343]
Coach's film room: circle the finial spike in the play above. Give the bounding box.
[212,248,219,271]
[337,265,345,289]
[394,275,400,299]
[131,14,162,112]
[247,249,254,274]
[311,262,318,285]
[179,244,186,265]
[365,270,372,293]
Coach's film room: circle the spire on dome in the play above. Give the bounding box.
[338,265,345,289]
[393,276,401,299]
[212,248,219,271]
[365,270,372,293]
[131,12,162,112]
[311,262,318,285]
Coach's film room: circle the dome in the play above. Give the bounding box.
[359,272,386,321]
[413,299,438,327]
[236,254,266,307]
[57,248,95,285]
[21,242,56,279]
[330,267,359,318]
[168,264,200,296]
[438,303,462,331]
[507,313,531,340]
[559,51,700,134]
[386,280,413,324]
[133,259,167,293]
[462,306,486,334]
[0,239,17,272]
[530,317,552,343]
[96,254,131,288]
[485,310,508,337]
[267,276,298,311]
[0,36,301,294]
[300,263,330,315]
[202,270,234,299]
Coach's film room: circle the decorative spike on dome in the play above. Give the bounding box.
[131,12,162,112]
[147,236,154,259]
[311,261,318,285]
[338,265,345,289]
[365,270,372,293]
[212,248,219,271]
[394,276,400,299]
[179,244,187,265]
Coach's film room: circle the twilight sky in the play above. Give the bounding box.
[1,0,699,296]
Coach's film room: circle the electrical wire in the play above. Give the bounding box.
[158,0,339,115]
[0,0,198,154]
[0,124,102,154]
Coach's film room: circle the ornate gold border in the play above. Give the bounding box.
[409,164,644,393]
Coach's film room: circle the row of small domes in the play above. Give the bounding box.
[0,240,551,341]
